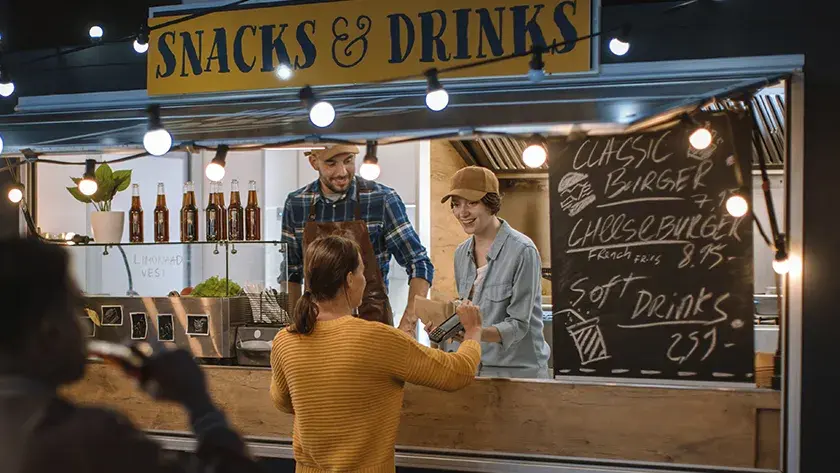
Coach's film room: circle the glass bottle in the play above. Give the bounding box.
[206,181,222,242]
[180,181,199,242]
[228,179,244,241]
[129,184,144,243]
[245,180,261,241]
[153,182,169,243]
[215,182,227,240]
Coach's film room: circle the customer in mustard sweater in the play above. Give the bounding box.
[270,235,482,473]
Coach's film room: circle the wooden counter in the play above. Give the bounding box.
[64,363,780,469]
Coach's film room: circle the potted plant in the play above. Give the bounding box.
[67,163,132,244]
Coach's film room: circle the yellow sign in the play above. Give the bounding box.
[148,0,593,96]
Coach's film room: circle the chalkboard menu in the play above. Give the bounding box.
[548,111,755,383]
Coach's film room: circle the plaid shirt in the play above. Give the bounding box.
[280,177,434,287]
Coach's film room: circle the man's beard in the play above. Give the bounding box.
[322,176,351,194]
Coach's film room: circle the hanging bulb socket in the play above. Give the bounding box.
[424,69,449,112]
[79,159,98,196]
[206,145,229,182]
[360,140,381,180]
[528,49,546,83]
[300,86,336,128]
[143,104,173,156]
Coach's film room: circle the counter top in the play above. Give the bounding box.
[64,363,780,469]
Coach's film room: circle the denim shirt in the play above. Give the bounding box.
[454,220,551,378]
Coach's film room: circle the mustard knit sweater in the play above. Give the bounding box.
[270,316,481,473]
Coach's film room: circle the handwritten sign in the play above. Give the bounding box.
[148,0,593,96]
[548,111,755,383]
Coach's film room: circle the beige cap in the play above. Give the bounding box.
[307,144,360,161]
[441,166,499,203]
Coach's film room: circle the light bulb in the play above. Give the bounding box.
[79,178,98,196]
[0,134,4,154]
[523,144,548,168]
[609,38,630,56]
[360,162,381,180]
[425,88,449,112]
[528,68,546,83]
[275,64,293,80]
[690,127,713,150]
[143,128,173,156]
[309,101,335,128]
[89,26,104,39]
[0,81,14,97]
[205,162,226,182]
[7,187,22,204]
[772,257,790,275]
[725,194,748,217]
[133,39,149,54]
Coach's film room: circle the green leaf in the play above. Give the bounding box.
[71,177,82,186]
[67,186,93,203]
[95,163,113,182]
[113,170,132,192]
[92,179,115,203]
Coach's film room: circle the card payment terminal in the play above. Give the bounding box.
[428,312,463,344]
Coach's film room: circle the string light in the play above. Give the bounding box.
[772,250,790,275]
[133,25,149,54]
[89,25,104,41]
[0,133,3,154]
[522,135,548,168]
[689,127,713,150]
[300,86,336,128]
[143,104,172,156]
[205,145,228,182]
[359,141,381,180]
[7,182,23,203]
[275,63,293,80]
[79,159,98,196]
[609,24,631,56]
[725,192,748,217]
[0,68,14,97]
[528,49,546,83]
[424,69,449,112]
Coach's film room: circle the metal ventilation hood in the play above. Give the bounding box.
[450,89,787,178]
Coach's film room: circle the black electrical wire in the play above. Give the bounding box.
[751,209,773,247]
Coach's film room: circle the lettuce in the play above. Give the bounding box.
[190,276,242,297]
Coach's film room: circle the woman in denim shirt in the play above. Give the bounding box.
[440,166,551,379]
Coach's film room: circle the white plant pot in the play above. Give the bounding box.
[90,211,125,244]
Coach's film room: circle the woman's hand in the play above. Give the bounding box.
[457,301,482,342]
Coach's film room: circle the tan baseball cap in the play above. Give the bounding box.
[308,144,360,161]
[441,166,499,203]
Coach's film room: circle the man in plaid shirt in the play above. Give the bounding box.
[280,145,434,335]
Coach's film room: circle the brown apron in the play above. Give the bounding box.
[302,183,394,325]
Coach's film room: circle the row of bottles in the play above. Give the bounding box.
[129,179,261,243]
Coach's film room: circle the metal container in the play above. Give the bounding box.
[235,326,281,367]
[84,296,254,359]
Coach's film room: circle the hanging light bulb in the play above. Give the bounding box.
[689,127,713,150]
[275,63,293,80]
[528,49,546,83]
[359,141,381,181]
[0,68,14,97]
[7,182,23,203]
[0,133,4,154]
[772,250,790,275]
[725,192,748,217]
[79,159,98,196]
[608,24,631,56]
[143,104,173,156]
[205,145,228,182]
[522,135,548,168]
[424,69,449,112]
[133,25,149,54]
[299,86,336,128]
[89,25,104,41]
